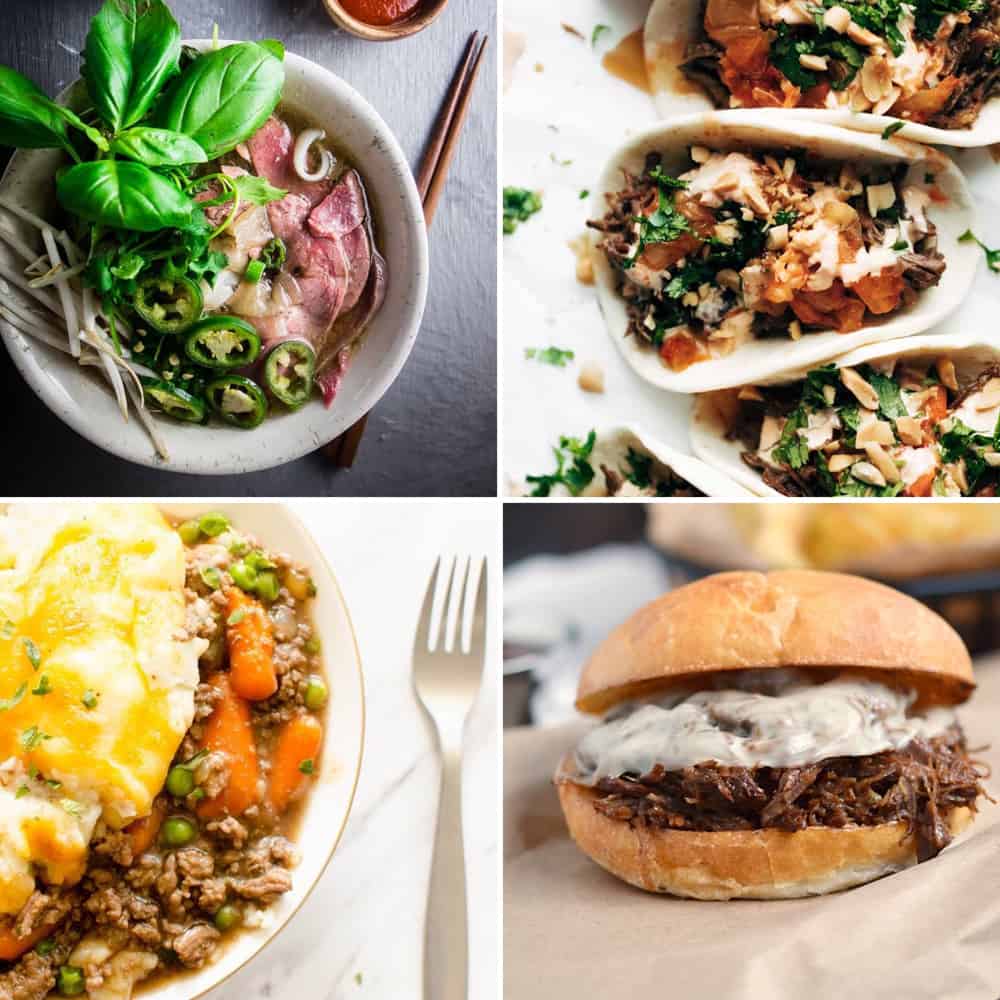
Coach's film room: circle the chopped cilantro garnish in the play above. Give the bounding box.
[550,153,572,167]
[82,690,99,710]
[61,798,84,817]
[1,620,14,638]
[526,431,597,497]
[227,608,247,626]
[525,347,575,367]
[628,170,692,268]
[801,364,841,409]
[579,189,590,200]
[299,759,315,775]
[772,209,798,227]
[35,939,55,956]
[665,260,714,299]
[771,22,865,90]
[771,407,811,470]
[15,785,29,800]
[892,239,909,251]
[0,682,27,712]
[503,187,543,235]
[863,367,907,419]
[912,0,984,42]
[23,637,40,670]
[19,726,50,751]
[882,121,905,139]
[959,229,1000,271]
[624,448,654,489]
[31,675,52,697]
[824,0,906,54]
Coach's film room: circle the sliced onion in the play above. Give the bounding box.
[293,129,335,183]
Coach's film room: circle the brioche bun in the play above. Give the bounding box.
[559,571,976,899]
[576,570,974,714]
[557,774,973,900]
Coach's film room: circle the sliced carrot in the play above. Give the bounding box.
[0,919,55,961]
[198,674,260,819]
[268,714,323,815]
[225,588,277,701]
[127,797,166,857]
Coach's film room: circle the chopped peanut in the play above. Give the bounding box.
[840,367,880,409]
[577,361,605,394]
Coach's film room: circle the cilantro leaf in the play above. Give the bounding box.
[592,24,612,47]
[526,431,597,497]
[503,187,542,235]
[624,448,653,489]
[959,229,1000,272]
[772,408,810,470]
[863,367,907,419]
[802,364,840,409]
[525,347,575,367]
[882,121,905,139]
[912,0,984,42]
[19,726,50,751]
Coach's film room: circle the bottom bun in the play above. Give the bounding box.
[557,774,973,900]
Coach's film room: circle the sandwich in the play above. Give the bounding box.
[556,570,986,899]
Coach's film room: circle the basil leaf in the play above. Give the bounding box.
[0,66,74,153]
[111,126,207,165]
[57,160,203,232]
[158,42,284,158]
[83,0,181,132]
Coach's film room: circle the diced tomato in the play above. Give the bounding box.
[850,267,905,315]
[906,471,936,497]
[719,35,800,109]
[659,333,706,372]
[640,233,703,271]
[923,385,948,424]
[929,186,949,204]
[789,282,866,333]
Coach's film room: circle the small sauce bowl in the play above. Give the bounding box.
[322,0,450,40]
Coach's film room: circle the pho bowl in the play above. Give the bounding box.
[0,45,429,475]
[154,502,365,999]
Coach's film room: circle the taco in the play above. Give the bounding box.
[647,0,1000,146]
[513,425,753,498]
[690,333,1000,496]
[587,113,975,394]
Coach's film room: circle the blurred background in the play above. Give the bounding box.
[504,502,1000,728]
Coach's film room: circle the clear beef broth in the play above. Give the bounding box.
[0,515,329,1000]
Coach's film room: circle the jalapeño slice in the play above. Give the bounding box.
[133,275,203,335]
[185,316,261,370]
[205,375,268,429]
[140,378,206,423]
[263,340,316,409]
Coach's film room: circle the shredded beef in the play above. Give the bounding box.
[591,736,984,860]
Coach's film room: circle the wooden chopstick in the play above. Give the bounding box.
[324,32,489,468]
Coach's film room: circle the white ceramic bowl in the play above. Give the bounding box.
[0,45,429,474]
[155,502,365,998]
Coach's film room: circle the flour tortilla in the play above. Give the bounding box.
[689,332,1000,496]
[590,112,977,395]
[644,0,1000,147]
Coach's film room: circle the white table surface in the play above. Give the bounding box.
[502,0,1000,494]
[207,501,499,1000]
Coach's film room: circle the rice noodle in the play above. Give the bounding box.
[293,128,334,183]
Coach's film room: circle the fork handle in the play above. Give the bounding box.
[424,745,468,1000]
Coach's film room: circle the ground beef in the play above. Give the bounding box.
[0,951,56,1000]
[591,735,984,861]
[172,924,220,968]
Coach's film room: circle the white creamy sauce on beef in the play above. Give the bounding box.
[573,677,955,780]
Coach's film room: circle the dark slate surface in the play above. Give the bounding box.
[0,0,497,497]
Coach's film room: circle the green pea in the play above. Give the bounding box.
[214,903,242,932]
[161,816,197,847]
[57,966,85,997]
[304,636,321,655]
[255,570,280,602]
[304,676,328,712]
[166,765,195,798]
[230,560,257,592]
[177,519,201,545]
[198,513,230,537]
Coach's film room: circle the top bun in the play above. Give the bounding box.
[576,570,973,714]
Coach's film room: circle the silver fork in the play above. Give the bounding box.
[412,554,488,1000]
